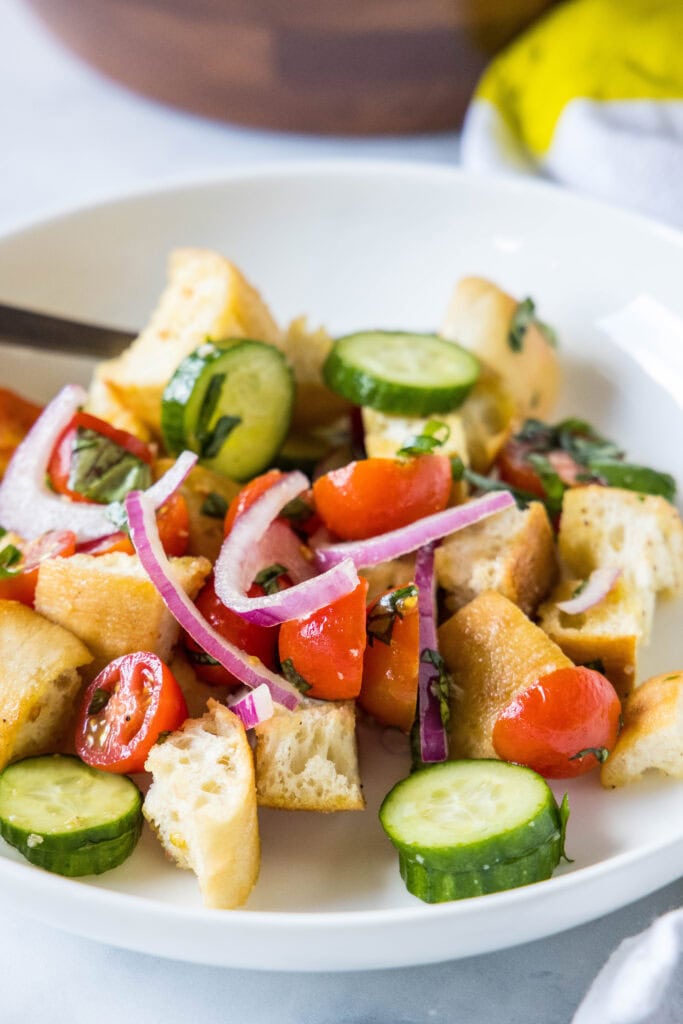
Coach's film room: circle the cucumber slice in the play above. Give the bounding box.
[162,339,294,481]
[323,331,479,416]
[379,760,567,903]
[0,754,142,876]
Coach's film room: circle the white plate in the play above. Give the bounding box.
[1,163,682,971]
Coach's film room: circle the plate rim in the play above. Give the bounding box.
[1,161,682,966]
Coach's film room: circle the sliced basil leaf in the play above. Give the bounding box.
[68,427,152,504]
[569,746,609,764]
[526,453,566,517]
[253,563,289,596]
[200,492,229,519]
[587,459,676,502]
[420,648,451,731]
[450,455,466,482]
[87,687,111,716]
[280,658,312,694]
[397,420,451,458]
[0,543,22,579]
[280,496,314,523]
[508,298,536,352]
[186,648,221,667]
[462,469,536,510]
[367,584,418,646]
[199,415,242,460]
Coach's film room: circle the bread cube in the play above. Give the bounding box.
[153,458,240,563]
[35,552,210,681]
[435,500,556,617]
[0,600,92,769]
[360,554,415,605]
[254,700,364,811]
[282,316,351,430]
[144,701,259,908]
[85,362,152,441]
[100,248,282,433]
[538,576,643,700]
[559,486,683,641]
[438,591,573,760]
[601,671,683,787]
[441,276,560,421]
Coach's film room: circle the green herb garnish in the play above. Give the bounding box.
[421,648,451,731]
[280,496,314,523]
[367,584,418,646]
[87,688,111,716]
[397,420,451,458]
[253,563,289,596]
[280,658,312,694]
[195,373,242,459]
[569,746,610,764]
[559,794,573,863]
[508,298,536,352]
[0,544,22,578]
[581,659,607,675]
[67,428,152,504]
[200,492,229,519]
[186,649,221,667]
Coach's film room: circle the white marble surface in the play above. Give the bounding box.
[1,1,681,1021]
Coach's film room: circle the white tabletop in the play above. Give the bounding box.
[1,2,681,1021]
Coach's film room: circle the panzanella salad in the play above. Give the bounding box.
[0,251,681,908]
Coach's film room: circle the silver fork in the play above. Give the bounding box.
[0,302,135,359]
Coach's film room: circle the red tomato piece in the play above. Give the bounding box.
[183,575,281,688]
[312,456,452,541]
[156,492,190,557]
[497,439,586,497]
[358,586,420,732]
[47,411,153,503]
[0,529,76,606]
[223,469,283,536]
[75,652,188,774]
[492,666,621,778]
[278,579,369,700]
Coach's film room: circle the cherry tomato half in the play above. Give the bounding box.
[358,586,420,732]
[497,440,586,498]
[47,411,153,503]
[278,579,369,700]
[312,455,452,541]
[0,529,76,606]
[183,575,281,688]
[492,666,621,778]
[76,652,188,774]
[223,469,283,536]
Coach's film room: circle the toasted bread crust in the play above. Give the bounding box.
[601,671,683,787]
[441,276,560,421]
[144,701,259,908]
[436,501,557,617]
[35,552,210,681]
[0,600,92,768]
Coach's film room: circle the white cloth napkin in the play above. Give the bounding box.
[461,0,683,229]
[573,908,683,1023]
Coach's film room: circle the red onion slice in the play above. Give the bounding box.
[125,489,301,710]
[314,490,515,571]
[214,470,359,626]
[415,543,448,763]
[0,384,198,542]
[228,684,274,730]
[556,567,622,615]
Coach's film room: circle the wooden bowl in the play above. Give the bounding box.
[25,0,554,134]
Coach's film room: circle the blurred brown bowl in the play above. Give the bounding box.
[25,0,554,134]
